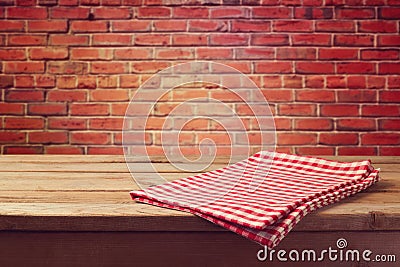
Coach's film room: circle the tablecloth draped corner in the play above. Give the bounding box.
[130,151,380,248]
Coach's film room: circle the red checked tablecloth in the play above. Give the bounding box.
[130,152,380,248]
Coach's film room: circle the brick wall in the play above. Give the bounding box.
[0,0,399,155]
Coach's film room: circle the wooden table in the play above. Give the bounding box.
[0,155,399,267]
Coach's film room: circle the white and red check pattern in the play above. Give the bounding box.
[130,151,380,248]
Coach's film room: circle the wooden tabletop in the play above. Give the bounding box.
[0,155,399,233]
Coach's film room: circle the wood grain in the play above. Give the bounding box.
[0,162,398,173]
[0,155,398,266]
[0,155,398,233]
[0,155,399,163]
[0,162,224,173]
[0,171,398,191]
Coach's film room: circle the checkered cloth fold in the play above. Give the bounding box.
[130,151,380,248]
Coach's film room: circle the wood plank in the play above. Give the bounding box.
[0,191,133,203]
[0,172,135,191]
[0,171,397,192]
[0,155,399,164]
[0,171,196,180]
[0,201,399,232]
[0,156,398,234]
[0,162,226,173]
[0,202,187,217]
[0,155,236,164]
[0,155,128,163]
[362,172,400,192]
[0,155,398,267]
[0,190,399,204]
[0,162,397,173]
[2,169,393,179]
[0,231,398,267]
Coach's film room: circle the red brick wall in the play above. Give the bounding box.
[0,0,399,155]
